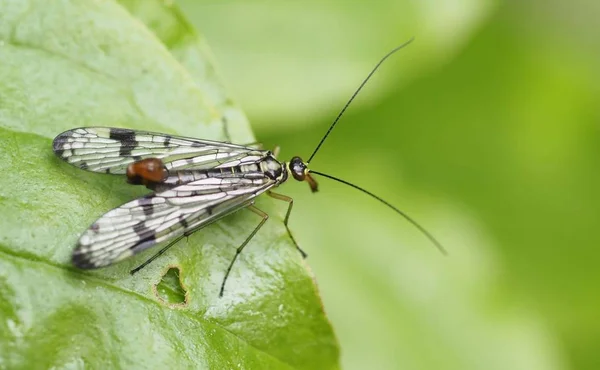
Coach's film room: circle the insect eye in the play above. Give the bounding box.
[290,157,306,181]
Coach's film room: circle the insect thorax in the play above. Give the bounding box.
[258,155,287,183]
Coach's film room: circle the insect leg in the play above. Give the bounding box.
[267,191,308,258]
[241,142,263,149]
[222,116,233,142]
[224,139,263,148]
[220,205,268,297]
[221,116,262,147]
[130,234,187,275]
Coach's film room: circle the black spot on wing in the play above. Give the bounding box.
[131,222,158,254]
[109,128,136,143]
[138,197,155,216]
[133,221,156,241]
[52,132,68,157]
[164,135,171,147]
[54,148,65,158]
[179,214,189,228]
[72,249,99,269]
[109,128,138,156]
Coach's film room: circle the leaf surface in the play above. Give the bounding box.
[0,1,339,369]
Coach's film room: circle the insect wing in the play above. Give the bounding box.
[53,127,261,174]
[72,175,276,269]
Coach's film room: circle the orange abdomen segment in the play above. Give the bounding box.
[126,158,166,185]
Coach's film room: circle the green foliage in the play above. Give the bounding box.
[179,1,600,370]
[0,1,339,369]
[155,267,187,305]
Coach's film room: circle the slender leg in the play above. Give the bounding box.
[220,205,269,297]
[130,234,186,275]
[222,116,232,142]
[222,117,262,147]
[241,141,262,148]
[267,191,307,258]
[225,140,263,148]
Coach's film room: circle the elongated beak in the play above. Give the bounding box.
[306,173,318,193]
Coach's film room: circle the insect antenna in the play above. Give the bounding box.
[309,170,447,255]
[305,38,446,255]
[306,37,414,164]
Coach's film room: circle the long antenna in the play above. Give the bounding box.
[306,37,415,164]
[310,170,447,255]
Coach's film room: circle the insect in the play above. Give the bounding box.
[52,38,445,297]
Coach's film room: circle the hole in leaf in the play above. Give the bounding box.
[155,266,187,306]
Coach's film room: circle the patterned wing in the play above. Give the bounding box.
[72,174,276,269]
[53,127,262,174]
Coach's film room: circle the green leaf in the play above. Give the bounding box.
[177,0,497,126]
[0,1,339,369]
[155,266,187,306]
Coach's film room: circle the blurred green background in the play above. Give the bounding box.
[179,1,599,369]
